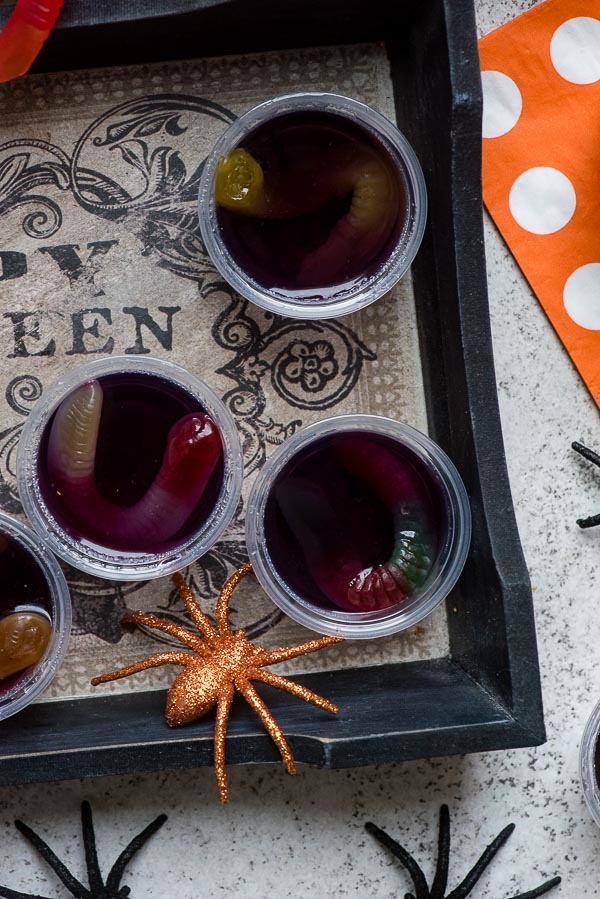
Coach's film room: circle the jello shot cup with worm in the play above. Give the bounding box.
[246,415,471,639]
[198,93,427,320]
[17,357,243,581]
[0,512,71,721]
[580,701,600,828]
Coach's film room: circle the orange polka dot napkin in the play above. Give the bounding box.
[480,0,600,405]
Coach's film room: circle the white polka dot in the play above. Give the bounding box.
[509,167,576,234]
[564,264,600,329]
[550,17,600,84]
[481,70,522,138]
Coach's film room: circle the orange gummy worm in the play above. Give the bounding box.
[0,0,63,82]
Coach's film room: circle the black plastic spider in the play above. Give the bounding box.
[572,441,600,528]
[0,801,167,899]
[365,804,561,899]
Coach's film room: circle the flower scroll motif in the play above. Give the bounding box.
[278,340,339,393]
[208,281,376,473]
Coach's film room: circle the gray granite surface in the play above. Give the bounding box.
[0,1,597,895]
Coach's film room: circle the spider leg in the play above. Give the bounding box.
[446,823,514,899]
[122,611,207,654]
[430,805,450,898]
[236,677,296,775]
[80,801,104,896]
[572,441,600,468]
[90,651,192,686]
[248,668,338,715]
[216,563,253,638]
[172,572,218,644]
[576,512,600,529]
[12,820,91,899]
[105,813,167,895]
[0,887,55,899]
[572,443,600,527]
[506,876,561,899]
[261,635,343,666]
[214,683,235,804]
[364,821,430,899]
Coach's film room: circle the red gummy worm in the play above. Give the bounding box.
[0,0,63,83]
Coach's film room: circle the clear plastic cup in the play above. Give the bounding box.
[0,512,71,721]
[580,700,600,828]
[17,356,243,582]
[245,414,471,639]
[198,92,427,320]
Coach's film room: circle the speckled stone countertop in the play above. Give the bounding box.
[0,1,597,895]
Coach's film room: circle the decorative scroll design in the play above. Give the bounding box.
[0,139,70,240]
[209,282,375,474]
[0,375,42,513]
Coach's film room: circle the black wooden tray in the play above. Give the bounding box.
[0,0,546,785]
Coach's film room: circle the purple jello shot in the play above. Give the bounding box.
[246,414,471,639]
[0,512,70,721]
[17,357,243,581]
[580,701,600,828]
[199,93,427,320]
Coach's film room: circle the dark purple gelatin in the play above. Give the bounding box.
[217,110,407,296]
[264,431,444,613]
[37,372,225,553]
[0,531,52,695]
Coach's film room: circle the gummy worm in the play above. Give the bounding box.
[332,434,434,612]
[215,144,401,287]
[47,381,222,551]
[275,435,434,613]
[0,0,63,83]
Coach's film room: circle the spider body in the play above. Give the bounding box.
[91,563,342,802]
[164,628,265,726]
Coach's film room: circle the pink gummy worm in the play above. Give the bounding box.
[329,434,428,612]
[275,462,405,613]
[47,390,223,550]
[0,0,63,83]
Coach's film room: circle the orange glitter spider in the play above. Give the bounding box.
[91,563,343,803]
